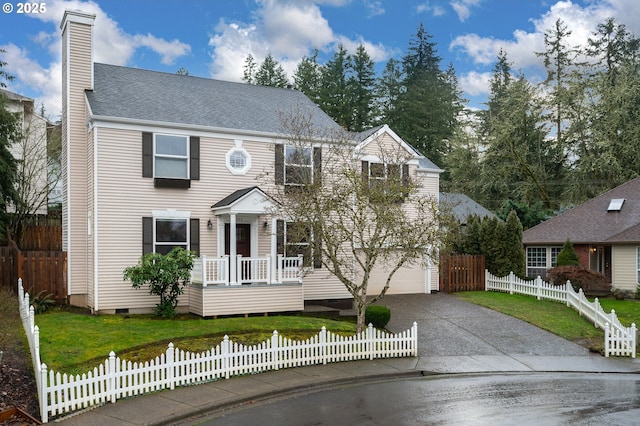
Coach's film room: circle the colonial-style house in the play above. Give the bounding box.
[60,10,442,316]
[523,177,640,292]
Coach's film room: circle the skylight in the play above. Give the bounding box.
[607,198,625,211]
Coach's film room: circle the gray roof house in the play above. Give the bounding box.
[60,10,442,316]
[522,177,640,289]
[439,192,495,226]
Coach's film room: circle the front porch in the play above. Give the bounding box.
[189,255,305,317]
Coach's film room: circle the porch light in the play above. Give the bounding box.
[263,221,268,229]
[207,219,213,229]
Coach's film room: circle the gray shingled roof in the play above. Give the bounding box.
[440,192,495,224]
[523,177,640,244]
[211,186,261,209]
[86,63,341,135]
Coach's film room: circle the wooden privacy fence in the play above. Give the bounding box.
[17,280,418,423]
[1,246,66,302]
[486,271,637,358]
[439,254,485,292]
[20,225,63,251]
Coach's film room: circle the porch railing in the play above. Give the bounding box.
[192,254,303,286]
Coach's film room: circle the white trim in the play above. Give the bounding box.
[59,10,96,31]
[153,133,190,179]
[225,140,252,175]
[93,126,99,312]
[63,22,72,296]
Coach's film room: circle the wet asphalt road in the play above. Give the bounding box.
[197,372,640,426]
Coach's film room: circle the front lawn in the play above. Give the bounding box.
[455,291,640,353]
[36,309,357,374]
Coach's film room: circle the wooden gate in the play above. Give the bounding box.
[0,246,67,302]
[439,254,485,292]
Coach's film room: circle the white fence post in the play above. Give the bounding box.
[509,272,514,294]
[107,351,117,403]
[631,323,637,358]
[40,363,48,423]
[367,324,374,360]
[271,331,279,370]
[167,343,175,390]
[535,276,542,300]
[412,322,418,357]
[320,327,327,365]
[222,336,230,379]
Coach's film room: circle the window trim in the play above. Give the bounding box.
[225,140,252,175]
[526,246,562,278]
[154,133,190,180]
[152,209,191,255]
[284,145,313,187]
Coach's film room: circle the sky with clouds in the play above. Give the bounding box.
[1,0,639,119]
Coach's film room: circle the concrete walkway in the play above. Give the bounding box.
[56,294,640,425]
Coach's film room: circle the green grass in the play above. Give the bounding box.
[36,308,357,374]
[454,292,605,346]
[455,291,640,354]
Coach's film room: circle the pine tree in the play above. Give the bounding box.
[347,44,377,131]
[319,44,351,129]
[556,239,579,266]
[293,50,322,104]
[254,53,289,88]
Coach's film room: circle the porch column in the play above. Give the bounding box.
[229,213,237,285]
[216,217,224,257]
[271,216,278,284]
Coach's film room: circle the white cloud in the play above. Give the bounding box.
[450,0,482,22]
[4,0,191,119]
[207,0,392,82]
[459,70,491,97]
[416,3,446,17]
[363,0,385,17]
[448,0,640,101]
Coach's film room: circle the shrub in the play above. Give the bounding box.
[123,247,196,318]
[556,239,579,266]
[365,305,391,329]
[547,265,610,294]
[31,290,56,314]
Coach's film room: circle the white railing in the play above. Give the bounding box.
[17,279,417,423]
[192,255,229,285]
[486,271,637,358]
[193,254,303,286]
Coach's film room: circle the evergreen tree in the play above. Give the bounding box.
[242,53,257,84]
[374,58,402,125]
[556,239,579,266]
[293,49,322,104]
[319,44,351,129]
[389,23,461,167]
[0,51,20,236]
[347,44,377,131]
[254,53,289,88]
[504,210,525,276]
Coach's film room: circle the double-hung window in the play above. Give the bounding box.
[285,222,312,267]
[155,134,189,179]
[285,146,312,186]
[155,218,188,255]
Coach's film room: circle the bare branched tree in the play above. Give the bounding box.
[8,107,60,246]
[266,107,442,332]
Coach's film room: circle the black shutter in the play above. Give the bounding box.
[142,133,153,178]
[275,144,284,185]
[313,147,322,185]
[313,223,322,269]
[276,219,285,254]
[190,136,200,180]
[190,218,200,256]
[361,160,369,187]
[402,164,410,198]
[142,217,153,255]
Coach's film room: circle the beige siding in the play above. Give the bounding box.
[302,269,352,300]
[612,245,638,291]
[189,284,303,316]
[62,18,93,299]
[94,128,323,310]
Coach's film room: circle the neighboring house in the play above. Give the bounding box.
[439,192,495,226]
[523,177,640,291]
[1,88,50,215]
[60,10,442,316]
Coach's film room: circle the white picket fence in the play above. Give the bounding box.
[485,271,637,358]
[17,279,417,423]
